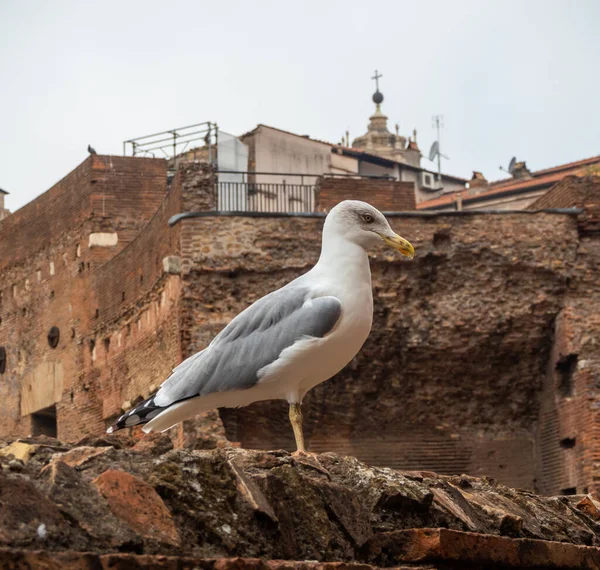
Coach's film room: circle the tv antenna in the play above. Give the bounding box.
[499,156,516,175]
[429,115,449,188]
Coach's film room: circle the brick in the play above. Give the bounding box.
[316,177,416,212]
[366,528,600,568]
[92,469,180,546]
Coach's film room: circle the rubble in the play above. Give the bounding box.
[0,436,600,568]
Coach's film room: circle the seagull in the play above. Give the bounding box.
[88,144,97,155]
[107,200,415,451]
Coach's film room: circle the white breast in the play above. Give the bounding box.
[257,238,374,403]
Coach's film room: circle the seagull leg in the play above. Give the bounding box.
[288,402,330,477]
[289,402,306,453]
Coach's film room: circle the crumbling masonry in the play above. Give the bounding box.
[1,155,599,496]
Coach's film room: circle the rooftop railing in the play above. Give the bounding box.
[123,122,218,161]
[216,171,391,213]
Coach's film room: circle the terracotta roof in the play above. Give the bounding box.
[418,154,600,210]
[416,192,462,210]
[526,154,600,177]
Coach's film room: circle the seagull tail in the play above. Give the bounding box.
[106,395,166,434]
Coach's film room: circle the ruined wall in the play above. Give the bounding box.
[66,174,183,436]
[528,176,600,494]
[0,156,166,268]
[316,176,416,212]
[0,156,170,439]
[3,158,599,496]
[178,162,218,212]
[177,210,579,492]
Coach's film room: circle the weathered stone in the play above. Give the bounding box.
[0,550,436,570]
[0,473,69,548]
[0,442,39,463]
[7,459,24,472]
[50,445,114,468]
[178,410,234,450]
[75,433,136,449]
[227,456,278,523]
[1,441,600,566]
[89,232,118,248]
[577,495,600,521]
[2,157,600,502]
[39,460,140,550]
[365,528,600,568]
[163,255,182,275]
[132,433,173,456]
[92,469,180,547]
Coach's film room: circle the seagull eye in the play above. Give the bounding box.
[362,213,374,224]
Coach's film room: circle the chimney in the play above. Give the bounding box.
[0,189,9,222]
[467,171,488,195]
[512,161,532,179]
[456,192,463,211]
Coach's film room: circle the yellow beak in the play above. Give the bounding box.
[378,232,415,259]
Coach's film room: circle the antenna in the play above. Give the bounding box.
[429,115,449,189]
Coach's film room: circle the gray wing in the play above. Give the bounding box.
[153,286,341,407]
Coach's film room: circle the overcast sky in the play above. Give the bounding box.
[1,0,598,212]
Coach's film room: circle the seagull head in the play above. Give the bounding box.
[325,200,415,259]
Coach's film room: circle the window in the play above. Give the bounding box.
[556,354,578,397]
[48,326,60,348]
[560,437,576,449]
[31,405,57,438]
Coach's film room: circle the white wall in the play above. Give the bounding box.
[251,126,332,185]
[330,151,359,175]
[357,161,396,178]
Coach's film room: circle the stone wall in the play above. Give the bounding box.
[177,210,580,492]
[316,176,416,212]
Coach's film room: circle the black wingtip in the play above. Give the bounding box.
[106,396,165,433]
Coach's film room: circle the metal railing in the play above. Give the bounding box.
[219,181,316,212]
[216,171,391,213]
[123,122,218,162]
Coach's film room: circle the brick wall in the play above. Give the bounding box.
[529,175,600,235]
[0,155,171,439]
[0,156,167,273]
[68,176,183,435]
[530,176,600,494]
[316,176,416,212]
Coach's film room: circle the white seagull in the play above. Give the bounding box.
[107,200,415,451]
